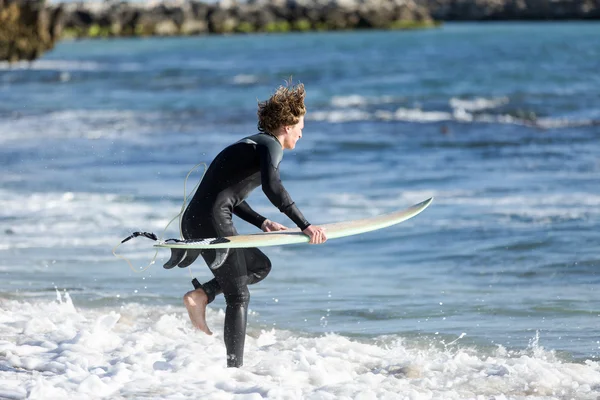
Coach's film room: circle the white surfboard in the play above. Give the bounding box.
[154,197,433,250]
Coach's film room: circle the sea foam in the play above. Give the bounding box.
[1,291,599,399]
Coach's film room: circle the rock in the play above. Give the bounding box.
[154,19,179,35]
[180,17,208,34]
[0,0,64,62]
[207,7,239,33]
[416,0,600,20]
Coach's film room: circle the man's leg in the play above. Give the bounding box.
[183,277,221,335]
[183,249,223,335]
[183,247,270,334]
[243,247,272,285]
[211,249,250,368]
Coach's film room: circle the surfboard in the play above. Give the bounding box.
[154,197,433,250]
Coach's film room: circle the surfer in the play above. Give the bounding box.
[166,80,327,367]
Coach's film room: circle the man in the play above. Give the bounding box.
[165,81,327,368]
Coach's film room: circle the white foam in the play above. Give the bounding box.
[309,107,458,124]
[0,189,178,250]
[393,107,453,122]
[450,97,510,112]
[0,109,155,142]
[309,109,372,123]
[232,74,259,85]
[331,94,369,107]
[330,95,397,108]
[310,95,597,128]
[1,292,599,399]
[0,60,102,72]
[0,59,142,72]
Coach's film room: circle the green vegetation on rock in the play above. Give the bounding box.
[265,20,291,33]
[388,20,441,30]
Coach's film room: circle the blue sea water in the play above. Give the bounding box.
[1,22,600,399]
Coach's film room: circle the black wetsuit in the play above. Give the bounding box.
[177,133,310,367]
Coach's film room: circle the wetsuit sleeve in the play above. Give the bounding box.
[258,144,311,231]
[233,201,267,229]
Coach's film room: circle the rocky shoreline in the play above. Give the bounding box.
[54,0,435,39]
[1,0,599,62]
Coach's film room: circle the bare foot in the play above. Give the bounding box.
[183,288,213,335]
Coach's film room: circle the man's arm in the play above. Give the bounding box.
[258,144,311,231]
[233,201,267,229]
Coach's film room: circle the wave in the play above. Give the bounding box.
[0,59,142,72]
[0,292,599,399]
[449,96,510,112]
[0,189,178,251]
[0,108,251,144]
[232,74,259,85]
[0,60,102,72]
[2,182,597,252]
[0,109,154,142]
[330,94,397,108]
[311,95,598,129]
[318,189,600,226]
[310,106,599,129]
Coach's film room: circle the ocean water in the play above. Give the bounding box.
[1,22,600,399]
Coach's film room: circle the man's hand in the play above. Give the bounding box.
[302,225,327,244]
[261,219,288,232]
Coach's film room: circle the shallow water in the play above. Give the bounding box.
[1,22,600,399]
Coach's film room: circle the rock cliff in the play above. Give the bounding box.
[0,0,64,62]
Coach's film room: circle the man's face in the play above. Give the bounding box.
[283,115,304,150]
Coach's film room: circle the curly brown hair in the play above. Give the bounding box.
[257,81,306,134]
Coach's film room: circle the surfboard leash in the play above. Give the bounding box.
[112,162,207,277]
[120,231,158,243]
